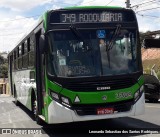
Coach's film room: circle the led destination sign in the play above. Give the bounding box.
[61,13,123,23]
[50,10,135,23]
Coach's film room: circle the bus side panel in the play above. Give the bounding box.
[13,69,36,111]
[135,93,145,115]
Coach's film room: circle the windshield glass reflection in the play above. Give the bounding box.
[47,29,139,77]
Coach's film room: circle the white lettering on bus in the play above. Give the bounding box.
[61,13,123,23]
[79,14,83,22]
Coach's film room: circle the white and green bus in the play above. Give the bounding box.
[8,6,145,124]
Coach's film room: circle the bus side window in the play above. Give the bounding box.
[13,50,17,70]
[22,40,28,68]
[28,35,35,67]
[15,48,18,70]
[18,57,22,70]
[18,45,22,70]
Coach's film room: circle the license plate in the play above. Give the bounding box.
[97,108,114,115]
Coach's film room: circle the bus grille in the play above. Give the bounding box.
[73,99,133,116]
[64,78,136,92]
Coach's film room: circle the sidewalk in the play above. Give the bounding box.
[0,94,11,97]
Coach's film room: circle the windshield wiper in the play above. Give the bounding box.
[107,24,121,51]
[105,25,121,69]
[69,24,83,41]
[69,25,92,52]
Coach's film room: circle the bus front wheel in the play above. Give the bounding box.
[14,86,20,106]
[32,98,43,125]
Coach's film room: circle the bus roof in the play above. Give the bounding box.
[63,6,123,10]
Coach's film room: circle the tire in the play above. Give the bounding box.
[14,86,20,106]
[148,99,153,103]
[148,98,158,103]
[143,74,159,85]
[143,75,160,103]
[152,99,158,103]
[32,95,43,125]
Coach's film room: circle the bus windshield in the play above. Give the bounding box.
[48,28,139,77]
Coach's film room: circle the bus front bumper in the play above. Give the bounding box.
[48,93,145,124]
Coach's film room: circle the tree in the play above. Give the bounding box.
[0,55,8,78]
[0,63,8,78]
[0,55,4,64]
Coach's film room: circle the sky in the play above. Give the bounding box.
[0,0,160,52]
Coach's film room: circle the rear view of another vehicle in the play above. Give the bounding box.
[143,74,160,102]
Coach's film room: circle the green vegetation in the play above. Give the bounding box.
[0,55,8,78]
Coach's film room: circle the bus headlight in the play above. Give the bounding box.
[139,85,144,93]
[134,91,139,101]
[49,89,60,101]
[49,89,71,108]
[61,96,71,107]
[134,85,144,102]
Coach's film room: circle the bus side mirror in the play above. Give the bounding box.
[39,35,45,54]
[143,38,160,49]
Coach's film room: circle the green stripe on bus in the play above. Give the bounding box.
[64,6,122,10]
[47,76,144,105]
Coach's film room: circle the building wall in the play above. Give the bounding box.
[0,78,9,95]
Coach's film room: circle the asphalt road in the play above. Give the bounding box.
[0,94,160,137]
